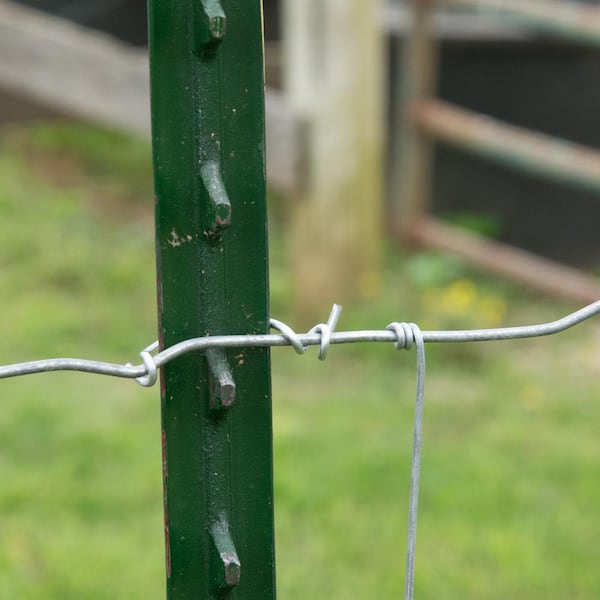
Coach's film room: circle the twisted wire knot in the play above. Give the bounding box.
[270,304,342,361]
[269,318,306,354]
[386,322,422,351]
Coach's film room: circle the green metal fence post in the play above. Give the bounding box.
[147,1,276,598]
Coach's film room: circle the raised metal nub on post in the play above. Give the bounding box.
[206,348,236,409]
[199,0,226,56]
[200,160,232,236]
[210,513,241,588]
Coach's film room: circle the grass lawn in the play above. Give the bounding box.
[0,122,599,598]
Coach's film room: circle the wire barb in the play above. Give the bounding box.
[270,303,343,360]
[307,304,343,360]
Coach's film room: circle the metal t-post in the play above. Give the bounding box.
[148,2,276,598]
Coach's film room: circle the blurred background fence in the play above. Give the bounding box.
[3,0,600,316]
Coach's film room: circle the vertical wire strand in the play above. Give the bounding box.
[404,325,426,600]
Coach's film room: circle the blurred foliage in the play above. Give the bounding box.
[0,121,160,599]
[443,211,504,240]
[3,122,154,213]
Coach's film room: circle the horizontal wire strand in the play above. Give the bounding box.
[0,299,599,382]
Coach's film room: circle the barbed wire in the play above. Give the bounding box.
[1,300,599,385]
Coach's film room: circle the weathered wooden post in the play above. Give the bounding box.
[283,0,384,319]
[390,0,438,235]
[148,1,275,597]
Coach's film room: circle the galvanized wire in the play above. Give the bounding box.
[387,322,426,600]
[1,299,599,382]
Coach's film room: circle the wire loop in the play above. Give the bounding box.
[136,341,159,387]
[386,322,420,351]
[269,318,306,354]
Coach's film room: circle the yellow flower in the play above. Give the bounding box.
[442,279,477,314]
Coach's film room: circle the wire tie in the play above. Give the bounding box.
[135,341,159,387]
[386,321,418,350]
[387,322,426,600]
[308,304,343,361]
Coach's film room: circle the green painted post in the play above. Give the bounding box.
[147,2,276,598]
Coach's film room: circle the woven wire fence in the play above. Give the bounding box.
[2,300,600,599]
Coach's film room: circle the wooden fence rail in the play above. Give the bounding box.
[0,0,301,195]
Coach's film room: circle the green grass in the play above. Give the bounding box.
[1,121,600,598]
[0,122,161,599]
